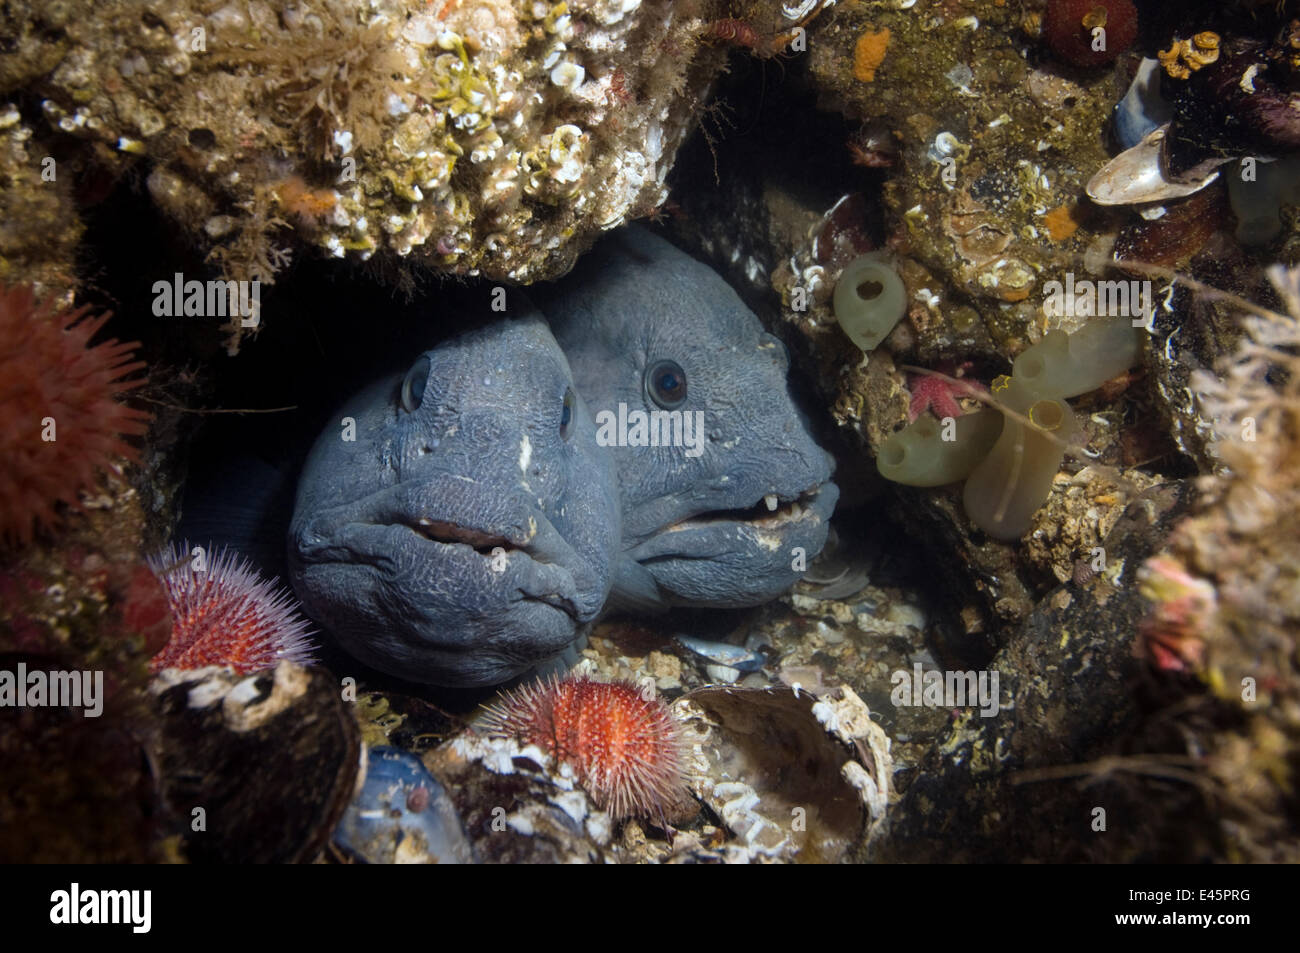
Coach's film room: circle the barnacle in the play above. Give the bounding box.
[523,124,589,202]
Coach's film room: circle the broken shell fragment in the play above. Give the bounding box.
[674,684,889,861]
[1086,125,1223,206]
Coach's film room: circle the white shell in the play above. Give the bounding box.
[1086,125,1223,206]
[782,0,821,20]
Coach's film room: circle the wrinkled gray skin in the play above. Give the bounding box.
[288,315,620,687]
[534,226,839,609]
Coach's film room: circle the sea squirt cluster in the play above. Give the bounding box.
[878,317,1143,540]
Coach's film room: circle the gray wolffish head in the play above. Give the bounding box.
[535,226,839,609]
[288,314,620,687]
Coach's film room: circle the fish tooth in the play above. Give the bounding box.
[764,494,779,512]
[789,503,803,519]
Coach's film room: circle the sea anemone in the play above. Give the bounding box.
[0,285,149,547]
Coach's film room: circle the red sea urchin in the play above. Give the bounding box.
[0,285,150,546]
[480,674,688,822]
[1044,0,1137,68]
[148,543,316,674]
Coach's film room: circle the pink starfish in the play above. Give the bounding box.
[907,360,988,423]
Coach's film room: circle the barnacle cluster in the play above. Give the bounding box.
[1,0,724,343]
[0,107,83,297]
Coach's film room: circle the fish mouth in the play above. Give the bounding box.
[625,481,838,563]
[293,485,587,621]
[664,484,829,535]
[397,511,582,618]
[621,480,839,608]
[408,518,516,556]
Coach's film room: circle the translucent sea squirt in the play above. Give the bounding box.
[963,397,1078,541]
[833,253,906,352]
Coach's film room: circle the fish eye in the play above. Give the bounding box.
[401,356,430,413]
[560,387,575,441]
[645,359,687,410]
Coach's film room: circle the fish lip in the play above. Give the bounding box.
[399,505,578,567]
[396,515,585,620]
[621,444,836,542]
[663,483,830,534]
[405,516,520,555]
[294,504,586,621]
[624,481,838,561]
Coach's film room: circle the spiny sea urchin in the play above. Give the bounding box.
[479,674,688,822]
[0,284,150,547]
[148,543,316,674]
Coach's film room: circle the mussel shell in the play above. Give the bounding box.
[1086,125,1222,206]
[1113,58,1172,151]
[334,746,474,864]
